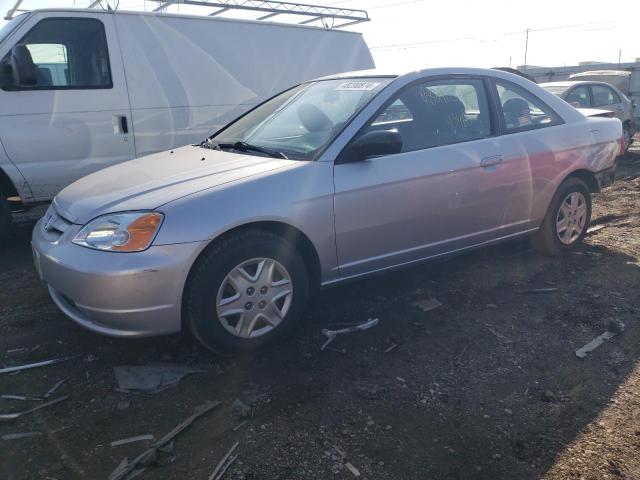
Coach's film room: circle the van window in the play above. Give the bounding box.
[1,18,112,90]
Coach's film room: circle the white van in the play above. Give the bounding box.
[0,7,374,237]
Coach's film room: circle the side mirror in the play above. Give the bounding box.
[10,44,37,87]
[569,101,580,108]
[339,129,403,164]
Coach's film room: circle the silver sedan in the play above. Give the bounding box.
[32,68,622,353]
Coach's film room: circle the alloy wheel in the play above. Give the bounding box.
[556,191,588,245]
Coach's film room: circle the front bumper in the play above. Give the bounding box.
[32,218,206,337]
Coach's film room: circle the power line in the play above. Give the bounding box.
[370,20,616,51]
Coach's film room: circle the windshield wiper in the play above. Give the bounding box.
[209,141,288,160]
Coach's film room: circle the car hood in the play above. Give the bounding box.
[54,145,299,224]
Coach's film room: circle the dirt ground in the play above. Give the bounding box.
[1,139,640,480]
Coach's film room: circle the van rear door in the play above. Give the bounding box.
[0,11,134,201]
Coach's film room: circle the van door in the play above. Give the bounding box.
[0,12,134,202]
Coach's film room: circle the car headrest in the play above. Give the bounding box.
[297,104,333,133]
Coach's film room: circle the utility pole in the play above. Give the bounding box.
[618,48,622,66]
[523,28,530,67]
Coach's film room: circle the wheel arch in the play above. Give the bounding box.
[181,220,322,329]
[565,168,600,193]
[0,166,19,199]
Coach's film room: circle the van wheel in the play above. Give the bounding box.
[622,124,633,154]
[532,177,592,256]
[185,230,309,354]
[0,193,11,244]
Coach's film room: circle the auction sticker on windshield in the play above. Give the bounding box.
[336,81,381,91]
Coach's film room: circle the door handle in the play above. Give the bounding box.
[481,155,503,167]
[120,116,128,134]
[113,115,129,135]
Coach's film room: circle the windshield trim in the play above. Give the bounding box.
[208,76,396,162]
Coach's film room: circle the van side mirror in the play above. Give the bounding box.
[10,44,37,87]
[339,129,403,164]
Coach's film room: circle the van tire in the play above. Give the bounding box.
[532,177,592,256]
[185,230,309,354]
[0,193,11,244]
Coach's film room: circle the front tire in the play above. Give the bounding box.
[0,193,12,245]
[622,124,633,154]
[185,230,309,354]
[532,177,592,256]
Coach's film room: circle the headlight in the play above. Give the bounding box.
[72,212,163,252]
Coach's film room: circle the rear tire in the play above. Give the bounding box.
[0,193,12,245]
[185,230,309,354]
[532,177,592,256]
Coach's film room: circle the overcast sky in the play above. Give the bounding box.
[1,0,638,70]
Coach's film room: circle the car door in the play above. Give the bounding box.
[590,84,624,121]
[0,12,134,201]
[333,76,510,278]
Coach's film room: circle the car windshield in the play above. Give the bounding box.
[0,14,26,44]
[541,85,570,96]
[210,78,392,160]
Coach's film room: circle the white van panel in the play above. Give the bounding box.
[0,11,134,201]
[115,13,374,155]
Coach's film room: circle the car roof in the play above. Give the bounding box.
[314,66,536,82]
[539,80,614,88]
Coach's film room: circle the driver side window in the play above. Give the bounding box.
[363,78,491,154]
[1,17,112,90]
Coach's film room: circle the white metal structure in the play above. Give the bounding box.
[5,0,370,29]
[0,6,373,233]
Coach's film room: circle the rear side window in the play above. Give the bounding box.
[565,86,591,108]
[364,78,491,153]
[591,85,619,107]
[495,81,561,133]
[1,18,112,90]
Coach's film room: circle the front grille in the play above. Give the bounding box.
[41,206,73,242]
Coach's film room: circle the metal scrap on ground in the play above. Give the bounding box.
[0,356,78,375]
[525,288,560,294]
[113,364,206,394]
[576,320,625,359]
[43,378,68,399]
[2,432,42,441]
[208,441,240,480]
[108,400,221,480]
[0,396,68,422]
[110,435,155,447]
[412,298,443,312]
[345,462,361,477]
[321,318,379,350]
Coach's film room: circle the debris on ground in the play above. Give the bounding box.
[0,396,68,422]
[113,364,206,394]
[575,321,625,359]
[2,432,42,441]
[345,462,361,477]
[108,400,220,480]
[232,419,249,432]
[1,395,41,401]
[321,318,379,351]
[587,225,607,235]
[484,324,513,344]
[412,298,443,312]
[384,342,398,354]
[110,435,155,448]
[116,401,130,411]
[43,378,68,399]
[524,288,559,294]
[208,441,239,480]
[231,399,251,418]
[0,356,78,375]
